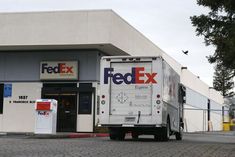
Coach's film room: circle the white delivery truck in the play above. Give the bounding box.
[99,56,185,141]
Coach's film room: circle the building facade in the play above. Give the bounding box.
[0,50,103,132]
[0,10,224,133]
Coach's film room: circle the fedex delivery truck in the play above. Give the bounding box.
[99,56,185,141]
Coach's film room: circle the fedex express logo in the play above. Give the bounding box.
[104,67,157,84]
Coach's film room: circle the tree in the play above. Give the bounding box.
[213,62,234,97]
[190,0,235,73]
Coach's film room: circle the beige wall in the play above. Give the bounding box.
[209,88,224,104]
[181,69,209,97]
[0,10,163,56]
[110,12,163,56]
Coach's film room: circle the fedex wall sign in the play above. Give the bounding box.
[104,67,157,84]
[40,61,78,80]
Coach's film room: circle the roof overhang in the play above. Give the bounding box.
[0,10,163,56]
[0,43,128,56]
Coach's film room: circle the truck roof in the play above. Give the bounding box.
[101,56,162,59]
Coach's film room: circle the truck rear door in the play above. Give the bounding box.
[110,62,153,116]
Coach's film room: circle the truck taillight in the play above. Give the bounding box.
[102,95,105,99]
[157,94,160,98]
[156,105,161,109]
[101,100,105,105]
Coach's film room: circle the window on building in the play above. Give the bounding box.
[78,92,92,114]
[0,84,3,114]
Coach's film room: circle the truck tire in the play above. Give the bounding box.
[175,127,183,140]
[162,119,170,141]
[154,135,161,141]
[117,132,125,140]
[109,133,116,140]
[132,132,139,140]
[109,128,125,140]
[109,128,118,140]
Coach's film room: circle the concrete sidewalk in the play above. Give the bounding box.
[185,131,235,136]
[0,132,109,139]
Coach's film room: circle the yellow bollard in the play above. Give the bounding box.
[230,119,235,131]
[223,122,230,131]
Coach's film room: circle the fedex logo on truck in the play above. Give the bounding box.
[41,63,74,74]
[104,67,157,84]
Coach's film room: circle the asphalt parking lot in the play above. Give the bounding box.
[0,133,235,157]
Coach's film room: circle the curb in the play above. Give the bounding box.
[31,133,110,139]
[184,131,235,136]
[68,133,109,138]
[0,132,110,139]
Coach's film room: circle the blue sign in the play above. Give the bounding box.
[4,84,12,98]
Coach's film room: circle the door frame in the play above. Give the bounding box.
[77,83,96,132]
[41,83,78,132]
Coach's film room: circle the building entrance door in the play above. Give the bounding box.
[43,93,77,132]
[42,83,78,132]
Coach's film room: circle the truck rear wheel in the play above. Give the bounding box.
[154,135,161,141]
[162,119,170,141]
[109,128,125,140]
[117,132,125,140]
[110,133,117,140]
[132,132,139,140]
[109,128,118,140]
[175,127,183,140]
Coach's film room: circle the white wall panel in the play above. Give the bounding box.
[209,89,224,104]
[210,112,222,131]
[210,100,223,114]
[184,105,207,132]
[0,115,3,131]
[2,83,42,132]
[186,87,208,109]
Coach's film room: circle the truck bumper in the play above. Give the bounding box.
[99,124,163,127]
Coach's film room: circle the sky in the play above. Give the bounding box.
[0,0,217,86]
